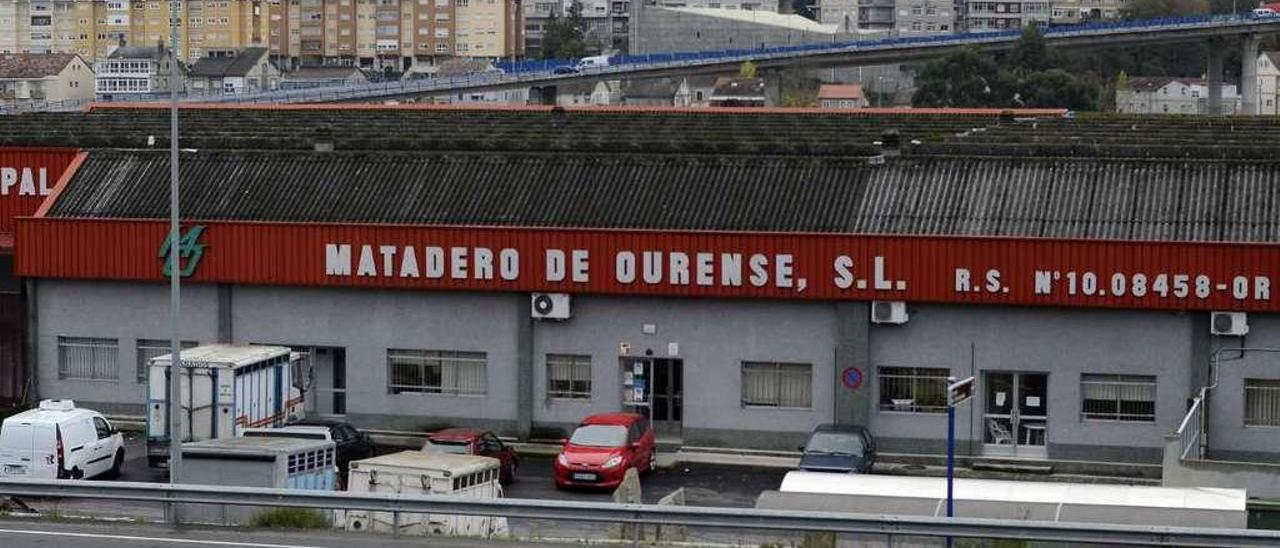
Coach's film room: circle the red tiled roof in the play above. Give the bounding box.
[818,84,865,100]
[0,53,79,79]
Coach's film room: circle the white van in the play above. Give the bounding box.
[0,399,125,480]
[574,55,611,71]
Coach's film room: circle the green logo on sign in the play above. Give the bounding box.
[159,225,207,278]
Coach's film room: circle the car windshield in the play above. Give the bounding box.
[568,424,628,448]
[804,432,865,456]
[424,439,472,454]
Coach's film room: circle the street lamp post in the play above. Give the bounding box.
[166,0,184,524]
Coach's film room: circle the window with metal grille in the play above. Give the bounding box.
[57,336,119,381]
[135,339,198,383]
[387,349,487,396]
[1245,379,1280,427]
[546,354,592,400]
[878,367,949,413]
[1080,374,1156,422]
[741,362,812,409]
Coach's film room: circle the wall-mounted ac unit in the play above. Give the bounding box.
[531,293,571,320]
[871,301,908,325]
[1211,312,1248,336]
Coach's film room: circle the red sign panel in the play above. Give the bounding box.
[0,148,81,237]
[15,218,1280,312]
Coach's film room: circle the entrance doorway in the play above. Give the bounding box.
[296,346,347,417]
[983,372,1048,458]
[620,357,683,439]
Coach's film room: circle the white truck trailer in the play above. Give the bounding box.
[342,451,509,538]
[147,344,307,468]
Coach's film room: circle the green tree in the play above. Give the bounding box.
[539,1,597,59]
[739,60,758,78]
[913,47,1014,107]
[1005,25,1052,75]
[1016,69,1099,110]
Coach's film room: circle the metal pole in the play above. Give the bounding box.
[946,403,955,548]
[167,0,184,522]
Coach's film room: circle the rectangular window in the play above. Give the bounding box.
[1245,379,1280,427]
[58,336,119,381]
[1080,374,1156,422]
[878,366,949,413]
[741,362,812,409]
[387,349,487,396]
[135,339,199,383]
[546,354,592,400]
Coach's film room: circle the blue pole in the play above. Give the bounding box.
[947,403,955,548]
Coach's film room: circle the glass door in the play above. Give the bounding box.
[651,359,683,439]
[983,372,1048,458]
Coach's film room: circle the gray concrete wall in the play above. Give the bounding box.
[35,280,221,415]
[531,296,838,448]
[1163,433,1280,499]
[1206,313,1280,462]
[869,305,1194,462]
[229,286,523,434]
[633,7,849,54]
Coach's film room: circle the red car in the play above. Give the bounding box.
[423,428,519,485]
[553,412,656,489]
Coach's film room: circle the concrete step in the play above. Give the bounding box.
[972,461,1054,474]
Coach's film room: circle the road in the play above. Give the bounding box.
[0,519,571,547]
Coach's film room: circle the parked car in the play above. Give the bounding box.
[797,423,876,474]
[422,428,519,485]
[0,399,125,480]
[1251,7,1278,17]
[553,412,655,490]
[244,419,375,484]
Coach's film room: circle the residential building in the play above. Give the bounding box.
[525,0,630,58]
[187,47,278,95]
[0,0,269,64]
[1115,76,1239,115]
[1048,0,1125,24]
[1257,51,1280,115]
[0,52,93,106]
[268,0,523,72]
[818,82,867,108]
[553,79,619,105]
[94,44,182,97]
[962,0,1051,32]
[896,0,954,34]
[709,75,765,106]
[819,0,892,31]
[631,5,855,54]
[279,66,370,90]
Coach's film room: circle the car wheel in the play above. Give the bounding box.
[106,449,125,479]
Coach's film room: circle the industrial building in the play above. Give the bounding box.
[2,106,1279,467]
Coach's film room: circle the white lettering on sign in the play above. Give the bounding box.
[546,249,566,282]
[616,251,636,284]
[749,254,768,287]
[572,250,589,283]
[721,254,742,287]
[834,256,855,290]
[1033,270,1272,303]
[0,167,49,196]
[324,244,521,282]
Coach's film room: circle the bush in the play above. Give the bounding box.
[250,508,330,529]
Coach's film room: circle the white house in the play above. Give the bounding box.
[95,45,182,98]
[0,53,95,108]
[1115,77,1239,115]
[187,48,279,96]
[1257,52,1280,115]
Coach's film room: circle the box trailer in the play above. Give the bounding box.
[147,344,307,467]
[177,435,337,525]
[342,451,509,538]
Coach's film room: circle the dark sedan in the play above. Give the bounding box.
[286,419,376,482]
[798,424,876,474]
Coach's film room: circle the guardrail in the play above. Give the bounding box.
[1,478,1279,546]
[1178,387,1207,461]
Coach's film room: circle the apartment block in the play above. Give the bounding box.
[962,0,1049,31]
[269,0,522,72]
[526,0,628,58]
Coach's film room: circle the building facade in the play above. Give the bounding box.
[1115,77,1240,115]
[94,45,181,97]
[0,52,94,106]
[6,106,1280,470]
[1257,51,1280,116]
[525,0,630,59]
[269,0,523,72]
[962,0,1050,31]
[187,47,279,95]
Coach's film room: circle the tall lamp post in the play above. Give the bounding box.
[945,376,975,548]
[166,0,184,523]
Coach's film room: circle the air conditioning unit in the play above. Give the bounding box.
[531,293,571,320]
[871,301,908,325]
[1211,312,1248,336]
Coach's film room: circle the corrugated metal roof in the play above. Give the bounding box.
[46,151,1280,243]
